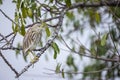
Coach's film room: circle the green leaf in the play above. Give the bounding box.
[27,8,33,18]
[15,43,21,57]
[45,27,51,37]
[31,0,35,3]
[12,24,18,33]
[15,25,18,32]
[21,1,24,8]
[61,69,65,78]
[101,33,108,46]
[12,23,15,32]
[22,8,27,18]
[65,0,71,7]
[37,6,41,17]
[14,12,19,23]
[53,50,57,59]
[55,63,61,73]
[12,0,17,3]
[16,0,21,10]
[31,3,37,10]
[50,0,53,3]
[90,47,96,56]
[15,49,20,56]
[20,24,26,36]
[21,2,27,18]
[66,12,75,20]
[52,42,60,59]
[73,20,80,29]
[79,45,85,53]
[41,22,47,28]
[97,45,107,56]
[110,7,120,18]
[95,12,101,24]
[66,55,73,66]
[52,42,60,53]
[0,0,2,5]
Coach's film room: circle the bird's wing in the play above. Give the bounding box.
[23,29,37,56]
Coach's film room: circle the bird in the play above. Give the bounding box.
[22,23,43,59]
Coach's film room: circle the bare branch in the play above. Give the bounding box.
[0,33,9,43]
[0,32,14,42]
[61,36,119,62]
[0,9,19,27]
[55,0,66,7]
[0,50,18,75]
[67,1,120,10]
[108,26,120,59]
[35,0,60,14]
[9,33,17,47]
[46,62,120,75]
[0,46,44,52]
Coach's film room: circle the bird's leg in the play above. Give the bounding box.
[30,51,39,64]
[30,51,35,56]
[28,52,33,62]
[27,51,34,64]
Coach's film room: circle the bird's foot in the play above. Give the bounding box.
[30,56,39,64]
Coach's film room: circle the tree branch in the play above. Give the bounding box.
[61,36,119,62]
[0,33,9,43]
[0,9,19,26]
[0,32,14,42]
[0,50,18,76]
[46,62,120,75]
[0,46,44,52]
[68,1,120,10]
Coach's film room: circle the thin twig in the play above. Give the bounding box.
[25,16,61,28]
[108,26,120,58]
[0,32,14,42]
[9,33,17,47]
[103,0,120,24]
[0,9,19,27]
[45,62,119,74]
[61,36,119,62]
[0,33,9,43]
[35,0,60,14]
[0,50,18,75]
[55,0,66,7]
[0,46,44,51]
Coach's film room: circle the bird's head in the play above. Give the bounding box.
[32,23,46,32]
[33,23,47,30]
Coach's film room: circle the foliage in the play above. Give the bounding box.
[0,0,120,80]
